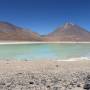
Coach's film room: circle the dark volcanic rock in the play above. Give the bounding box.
[84,75,90,90]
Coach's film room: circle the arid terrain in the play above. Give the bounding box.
[0,21,90,41]
[0,60,90,90]
[0,22,42,41]
[0,22,90,90]
[44,23,90,41]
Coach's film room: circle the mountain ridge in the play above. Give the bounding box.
[0,21,42,41]
[0,21,90,41]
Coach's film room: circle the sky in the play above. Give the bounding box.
[0,0,90,35]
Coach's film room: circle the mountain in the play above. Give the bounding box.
[0,22,41,41]
[43,23,90,41]
[0,21,90,41]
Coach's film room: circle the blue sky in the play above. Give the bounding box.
[0,0,90,35]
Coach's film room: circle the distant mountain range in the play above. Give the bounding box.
[0,22,41,41]
[0,21,90,41]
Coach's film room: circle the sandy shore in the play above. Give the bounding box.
[0,41,90,44]
[0,60,90,90]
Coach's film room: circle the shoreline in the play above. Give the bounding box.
[0,41,90,44]
[0,60,90,90]
[0,57,90,61]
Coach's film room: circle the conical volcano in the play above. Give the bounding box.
[43,23,90,41]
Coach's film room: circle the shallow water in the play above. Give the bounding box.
[0,43,90,60]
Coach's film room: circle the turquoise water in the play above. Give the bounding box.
[0,43,90,60]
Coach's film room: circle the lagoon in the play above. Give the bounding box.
[0,43,90,60]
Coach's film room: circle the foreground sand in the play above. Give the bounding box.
[0,60,90,90]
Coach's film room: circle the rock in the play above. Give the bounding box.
[12,85,22,90]
[29,81,34,85]
[83,75,90,89]
[77,84,81,87]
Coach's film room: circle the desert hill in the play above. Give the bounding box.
[0,22,90,41]
[0,22,41,41]
[43,23,90,41]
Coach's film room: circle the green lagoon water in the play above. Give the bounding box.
[0,43,90,60]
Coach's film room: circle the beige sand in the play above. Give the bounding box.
[0,41,90,44]
[0,60,90,90]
